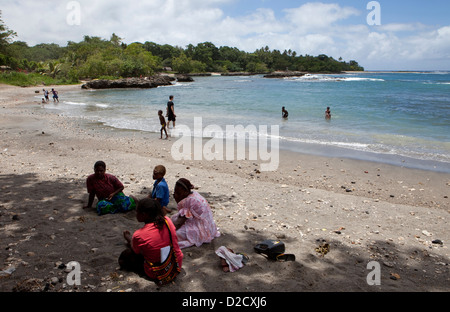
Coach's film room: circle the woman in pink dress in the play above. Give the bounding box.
[171,178,220,249]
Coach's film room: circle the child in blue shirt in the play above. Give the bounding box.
[150,165,171,215]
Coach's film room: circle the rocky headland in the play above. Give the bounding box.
[81,75,175,89]
[263,71,308,78]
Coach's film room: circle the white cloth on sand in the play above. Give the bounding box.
[215,246,245,273]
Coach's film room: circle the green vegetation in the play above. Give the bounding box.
[0,71,76,87]
[0,11,364,86]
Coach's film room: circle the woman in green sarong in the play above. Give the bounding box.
[84,161,136,215]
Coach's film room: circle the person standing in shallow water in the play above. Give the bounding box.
[282,106,289,119]
[325,107,331,120]
[166,95,176,128]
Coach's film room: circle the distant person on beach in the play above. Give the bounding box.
[119,198,183,285]
[158,110,168,139]
[282,106,289,119]
[51,88,59,102]
[170,178,220,249]
[83,161,136,215]
[166,95,176,128]
[325,107,331,120]
[43,89,49,102]
[150,165,171,215]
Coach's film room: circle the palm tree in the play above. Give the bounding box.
[0,11,17,53]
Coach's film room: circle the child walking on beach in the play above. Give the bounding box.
[158,110,168,139]
[150,165,171,215]
[43,89,49,102]
[51,88,59,102]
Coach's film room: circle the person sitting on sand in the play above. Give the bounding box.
[171,178,220,249]
[119,198,183,285]
[325,107,331,119]
[150,165,171,215]
[158,110,168,139]
[83,160,136,215]
[282,106,289,119]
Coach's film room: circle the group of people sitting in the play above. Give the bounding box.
[83,160,220,285]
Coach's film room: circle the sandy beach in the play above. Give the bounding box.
[0,83,448,294]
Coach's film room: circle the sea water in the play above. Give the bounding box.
[42,72,450,172]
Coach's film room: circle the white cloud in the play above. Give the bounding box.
[283,2,360,32]
[221,8,283,37]
[378,23,427,33]
[3,0,229,45]
[1,1,450,70]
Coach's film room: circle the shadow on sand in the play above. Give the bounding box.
[0,173,448,293]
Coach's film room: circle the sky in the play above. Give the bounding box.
[2,0,450,70]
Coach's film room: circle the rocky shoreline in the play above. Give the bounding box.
[80,70,357,89]
[263,71,308,78]
[81,75,175,89]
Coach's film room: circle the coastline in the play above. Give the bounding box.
[279,139,450,174]
[0,83,449,293]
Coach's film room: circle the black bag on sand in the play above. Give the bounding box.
[254,240,295,261]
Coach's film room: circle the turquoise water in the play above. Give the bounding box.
[44,72,450,172]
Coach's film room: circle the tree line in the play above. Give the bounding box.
[1,14,363,84]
